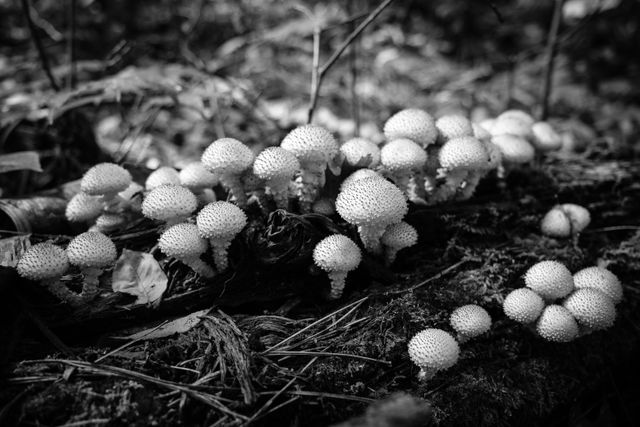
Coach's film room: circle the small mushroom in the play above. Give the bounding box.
[141,184,198,227]
[159,223,215,278]
[340,137,381,169]
[563,288,616,331]
[407,328,460,381]
[531,121,562,152]
[524,260,574,302]
[541,204,590,238]
[253,147,300,209]
[383,109,438,148]
[196,201,247,272]
[435,114,474,143]
[380,221,418,266]
[65,193,104,224]
[536,305,579,342]
[66,231,117,300]
[145,166,181,191]
[313,234,362,299]
[449,304,492,343]
[502,288,545,324]
[573,266,622,304]
[380,138,427,196]
[179,161,219,205]
[81,163,132,211]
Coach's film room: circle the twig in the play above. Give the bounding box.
[261,390,375,404]
[348,0,360,136]
[20,0,60,91]
[540,0,564,120]
[388,258,478,295]
[67,0,77,90]
[307,0,395,123]
[486,1,505,23]
[266,350,391,365]
[307,27,321,124]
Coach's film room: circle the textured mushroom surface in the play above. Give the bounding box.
[438,136,489,171]
[145,166,181,190]
[503,288,545,324]
[65,193,104,223]
[380,138,427,172]
[450,304,492,340]
[336,177,407,227]
[201,138,255,175]
[573,266,623,304]
[179,162,219,190]
[196,201,247,241]
[17,243,70,280]
[66,231,117,269]
[313,235,362,274]
[381,221,418,264]
[280,124,339,164]
[491,134,535,164]
[81,163,132,196]
[340,138,381,168]
[541,207,572,238]
[340,169,384,191]
[253,147,300,182]
[435,115,474,142]
[408,329,460,372]
[536,305,579,342]
[159,223,208,258]
[524,260,574,300]
[383,108,437,147]
[560,203,591,233]
[563,288,617,330]
[141,185,198,222]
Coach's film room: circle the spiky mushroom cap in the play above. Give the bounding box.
[280,124,339,166]
[313,235,362,274]
[383,108,437,148]
[491,110,535,138]
[531,121,562,152]
[141,184,198,223]
[253,147,300,183]
[159,223,208,259]
[81,163,132,196]
[17,243,69,280]
[145,166,181,191]
[408,328,460,379]
[491,134,535,164]
[573,266,623,304]
[380,138,427,173]
[92,213,126,232]
[196,201,247,242]
[524,260,574,301]
[438,136,489,171]
[435,115,474,143]
[561,203,590,233]
[503,288,546,324]
[179,162,219,192]
[381,221,418,265]
[563,288,617,330]
[340,137,381,168]
[536,305,579,343]
[65,193,104,223]
[339,169,384,191]
[449,304,492,341]
[66,231,117,269]
[201,137,254,176]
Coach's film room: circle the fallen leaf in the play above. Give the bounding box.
[111,308,210,341]
[0,151,42,173]
[111,249,167,305]
[0,234,31,267]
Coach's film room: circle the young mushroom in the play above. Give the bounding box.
[196,201,247,272]
[312,234,362,299]
[535,305,579,343]
[435,114,474,143]
[145,166,181,191]
[66,231,117,300]
[141,184,198,227]
[81,163,132,211]
[531,121,563,152]
[252,147,300,209]
[158,223,215,278]
[490,134,535,167]
[380,138,427,196]
[201,138,255,208]
[91,213,127,233]
[502,288,546,324]
[65,193,104,224]
[563,288,616,332]
[408,328,460,381]
[524,260,574,302]
[340,137,381,169]
[383,108,437,148]
[339,169,384,192]
[380,221,418,266]
[541,204,590,238]
[573,266,622,304]
[449,304,492,343]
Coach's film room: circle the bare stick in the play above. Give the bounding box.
[21,0,60,91]
[67,0,77,90]
[307,0,395,123]
[307,27,321,124]
[540,0,564,120]
[348,0,360,136]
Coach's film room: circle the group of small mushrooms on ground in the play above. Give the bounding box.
[15,107,623,381]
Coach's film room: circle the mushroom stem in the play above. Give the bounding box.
[298,162,326,212]
[80,267,103,300]
[220,174,247,208]
[430,169,468,203]
[455,333,471,344]
[357,224,385,254]
[457,170,484,201]
[388,172,411,195]
[180,256,216,278]
[384,247,401,266]
[417,367,436,382]
[268,178,292,210]
[327,271,348,299]
[101,193,127,213]
[209,239,232,272]
[42,278,82,306]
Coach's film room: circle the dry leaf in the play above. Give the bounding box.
[111,308,210,341]
[0,151,42,173]
[112,249,167,305]
[0,235,31,267]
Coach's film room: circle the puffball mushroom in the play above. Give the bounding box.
[179,162,219,193]
[312,198,336,216]
[159,223,215,278]
[312,234,362,299]
[435,115,474,143]
[536,305,579,343]
[339,168,384,192]
[524,260,574,301]
[91,213,126,233]
[253,147,300,209]
[16,242,80,305]
[449,304,492,343]
[383,108,437,148]
[142,184,198,227]
[280,124,339,212]
[145,166,181,191]
[340,137,381,169]
[196,201,247,272]
[380,221,418,266]
[491,110,535,139]
[201,137,254,208]
[81,163,132,210]
[380,138,427,195]
[457,140,503,201]
[65,192,104,223]
[335,176,408,254]
[563,288,616,331]
[573,266,623,304]
[502,288,545,324]
[433,136,489,202]
[66,231,117,300]
[541,204,591,238]
[117,181,144,213]
[531,121,562,152]
[491,134,535,165]
[408,328,460,381]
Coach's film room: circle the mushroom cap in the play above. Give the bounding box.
[201,138,254,175]
[541,207,572,238]
[145,166,181,191]
[118,181,144,202]
[531,121,562,151]
[450,304,492,339]
[560,203,590,233]
[159,223,208,259]
[196,201,247,241]
[524,260,574,300]
[380,138,427,172]
[536,305,579,343]
[438,136,489,171]
[179,162,219,190]
[435,115,474,142]
[339,169,384,191]
[563,288,616,330]
[408,328,460,371]
[94,213,126,230]
[573,267,623,304]
[491,116,533,139]
[482,140,503,170]
[503,288,545,324]
[17,242,69,280]
[491,134,535,164]
[81,163,132,196]
[497,110,535,127]
[478,118,496,134]
[336,177,408,227]
[65,193,104,222]
[340,138,381,168]
[381,221,418,250]
[472,123,492,142]
[253,146,300,182]
[312,198,336,216]
[383,108,437,147]
[141,185,198,222]
[66,231,117,269]
[280,124,339,164]
[313,234,362,273]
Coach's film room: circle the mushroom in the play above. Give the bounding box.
[524,260,574,302]
[117,181,144,213]
[91,213,127,233]
[541,204,590,238]
[490,134,535,165]
[81,163,132,211]
[158,223,215,278]
[380,221,418,266]
[561,203,591,233]
[573,266,622,304]
[380,138,427,196]
[339,169,384,192]
[65,193,104,224]
[531,121,562,152]
[252,147,300,209]
[491,110,535,139]
[179,162,219,197]
[312,198,336,216]
[563,288,616,331]
[196,201,247,272]
[536,305,579,343]
[280,124,339,212]
[472,122,492,142]
[407,328,460,381]
[340,137,381,169]
[201,138,255,208]
[141,184,198,227]
[66,231,117,300]
[383,108,437,148]
[16,242,80,305]
[335,176,408,254]
[456,139,503,201]
[449,304,492,343]
[503,288,545,324]
[145,166,181,191]
[312,234,362,299]
[435,115,474,143]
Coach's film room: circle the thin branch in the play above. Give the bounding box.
[307,27,321,124]
[348,0,360,136]
[540,0,564,120]
[20,0,60,91]
[67,0,77,90]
